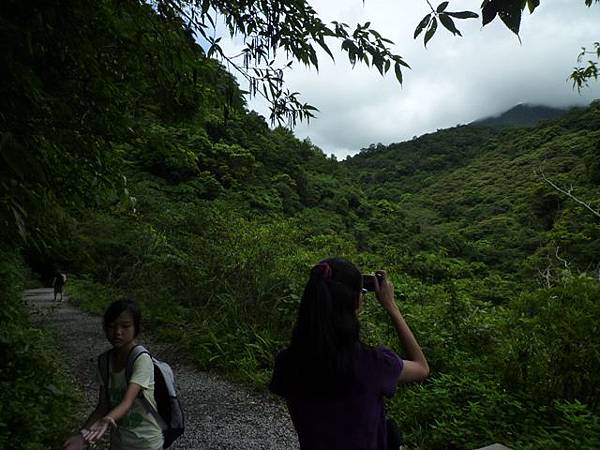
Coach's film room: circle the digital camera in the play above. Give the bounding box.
[362,273,384,292]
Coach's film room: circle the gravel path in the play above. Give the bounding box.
[25,288,299,450]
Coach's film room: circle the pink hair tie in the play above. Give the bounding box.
[317,262,332,281]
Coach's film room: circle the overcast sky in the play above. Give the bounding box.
[216,0,600,159]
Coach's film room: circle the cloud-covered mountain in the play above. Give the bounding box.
[470,104,570,128]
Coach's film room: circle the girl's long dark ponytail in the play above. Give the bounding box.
[286,258,362,397]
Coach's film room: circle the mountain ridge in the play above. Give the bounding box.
[469,103,570,128]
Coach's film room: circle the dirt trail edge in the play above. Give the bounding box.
[25,288,299,450]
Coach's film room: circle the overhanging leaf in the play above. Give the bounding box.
[439,14,462,36]
[527,0,540,13]
[394,61,403,84]
[424,17,438,47]
[447,11,479,19]
[317,38,334,60]
[481,0,498,26]
[414,14,432,39]
[499,7,522,35]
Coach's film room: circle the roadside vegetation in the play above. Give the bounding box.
[0,250,78,450]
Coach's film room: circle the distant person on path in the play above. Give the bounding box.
[63,300,164,450]
[52,271,66,302]
[269,258,429,450]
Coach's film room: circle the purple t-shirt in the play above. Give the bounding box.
[269,345,403,450]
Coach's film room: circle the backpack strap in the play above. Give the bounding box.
[125,345,167,430]
[98,349,111,406]
[125,345,149,382]
[99,346,152,408]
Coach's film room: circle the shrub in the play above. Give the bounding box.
[0,249,78,450]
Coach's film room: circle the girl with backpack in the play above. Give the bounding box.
[269,258,430,450]
[63,300,164,450]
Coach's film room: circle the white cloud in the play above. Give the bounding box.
[215,1,600,158]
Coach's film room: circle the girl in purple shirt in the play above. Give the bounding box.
[270,258,429,450]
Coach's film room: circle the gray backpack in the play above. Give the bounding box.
[98,345,184,448]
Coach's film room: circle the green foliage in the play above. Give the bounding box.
[0,249,78,450]
[571,42,600,92]
[392,375,600,450]
[375,276,600,449]
[153,0,596,121]
[522,400,600,450]
[414,5,479,47]
[3,1,600,448]
[347,104,600,288]
[505,277,600,407]
[156,0,409,123]
[61,100,598,447]
[0,0,242,248]
[68,276,122,315]
[391,373,530,449]
[134,125,202,182]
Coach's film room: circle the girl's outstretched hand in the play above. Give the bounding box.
[63,434,85,450]
[81,416,116,444]
[374,270,398,312]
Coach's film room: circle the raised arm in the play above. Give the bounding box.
[374,271,430,383]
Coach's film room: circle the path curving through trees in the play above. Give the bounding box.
[25,288,298,450]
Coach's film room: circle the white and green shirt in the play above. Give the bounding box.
[97,353,164,450]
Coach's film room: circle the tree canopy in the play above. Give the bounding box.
[1,0,597,251]
[154,0,600,124]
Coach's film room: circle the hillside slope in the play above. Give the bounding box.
[346,101,600,294]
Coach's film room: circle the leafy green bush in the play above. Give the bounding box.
[68,276,122,315]
[504,277,600,408]
[392,374,600,450]
[523,400,600,450]
[391,373,530,449]
[0,249,78,450]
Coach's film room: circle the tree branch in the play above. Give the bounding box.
[555,246,569,269]
[425,0,437,14]
[536,168,600,219]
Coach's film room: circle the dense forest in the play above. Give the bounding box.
[1,1,600,449]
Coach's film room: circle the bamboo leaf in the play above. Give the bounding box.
[414,13,432,39]
[446,11,479,19]
[394,61,403,84]
[482,1,498,26]
[527,0,540,13]
[439,13,462,36]
[424,17,437,47]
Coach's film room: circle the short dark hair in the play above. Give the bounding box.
[103,299,142,336]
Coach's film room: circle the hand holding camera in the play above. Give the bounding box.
[361,273,383,292]
[362,271,398,313]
